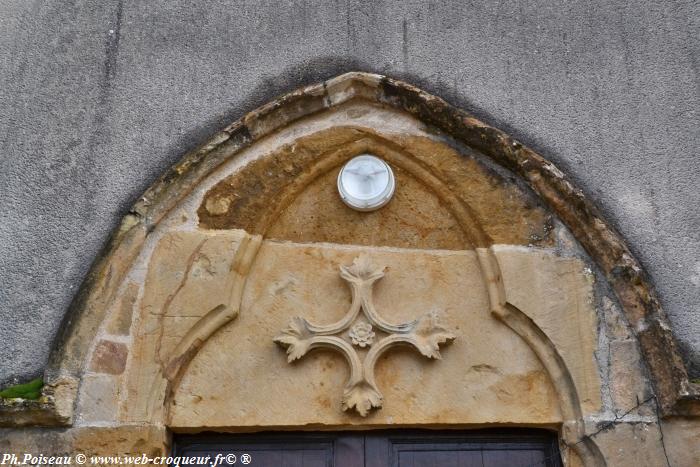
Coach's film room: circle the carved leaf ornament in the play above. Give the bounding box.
[273,254,456,416]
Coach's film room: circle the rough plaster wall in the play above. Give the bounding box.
[0,0,698,384]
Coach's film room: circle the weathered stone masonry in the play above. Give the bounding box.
[1,73,698,466]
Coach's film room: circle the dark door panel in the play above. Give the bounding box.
[173,433,362,467]
[174,429,562,467]
[366,430,561,467]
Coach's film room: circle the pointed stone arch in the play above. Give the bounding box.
[7,72,695,465]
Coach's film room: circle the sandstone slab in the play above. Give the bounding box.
[167,239,603,429]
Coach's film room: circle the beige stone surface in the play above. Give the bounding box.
[122,229,250,422]
[89,340,128,375]
[662,417,700,467]
[268,162,471,250]
[73,225,607,435]
[609,339,652,415]
[602,296,633,341]
[106,282,138,336]
[0,426,168,458]
[169,240,579,429]
[591,421,671,467]
[494,245,602,414]
[197,127,553,249]
[77,374,120,424]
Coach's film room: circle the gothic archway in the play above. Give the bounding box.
[10,72,694,465]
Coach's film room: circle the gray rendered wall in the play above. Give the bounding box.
[0,0,698,385]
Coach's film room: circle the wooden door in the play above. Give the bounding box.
[363,430,562,467]
[173,429,562,467]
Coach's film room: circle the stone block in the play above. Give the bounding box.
[591,421,670,467]
[169,241,566,428]
[106,282,138,336]
[609,339,652,415]
[89,340,128,375]
[77,374,119,424]
[662,417,700,467]
[0,426,168,457]
[494,245,602,414]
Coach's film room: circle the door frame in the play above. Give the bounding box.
[173,428,563,466]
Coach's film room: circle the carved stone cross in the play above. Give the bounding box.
[273,254,456,416]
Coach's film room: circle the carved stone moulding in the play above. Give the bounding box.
[273,254,456,416]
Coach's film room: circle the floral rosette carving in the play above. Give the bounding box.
[349,322,375,348]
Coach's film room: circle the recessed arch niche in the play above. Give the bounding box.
[11,72,696,466]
